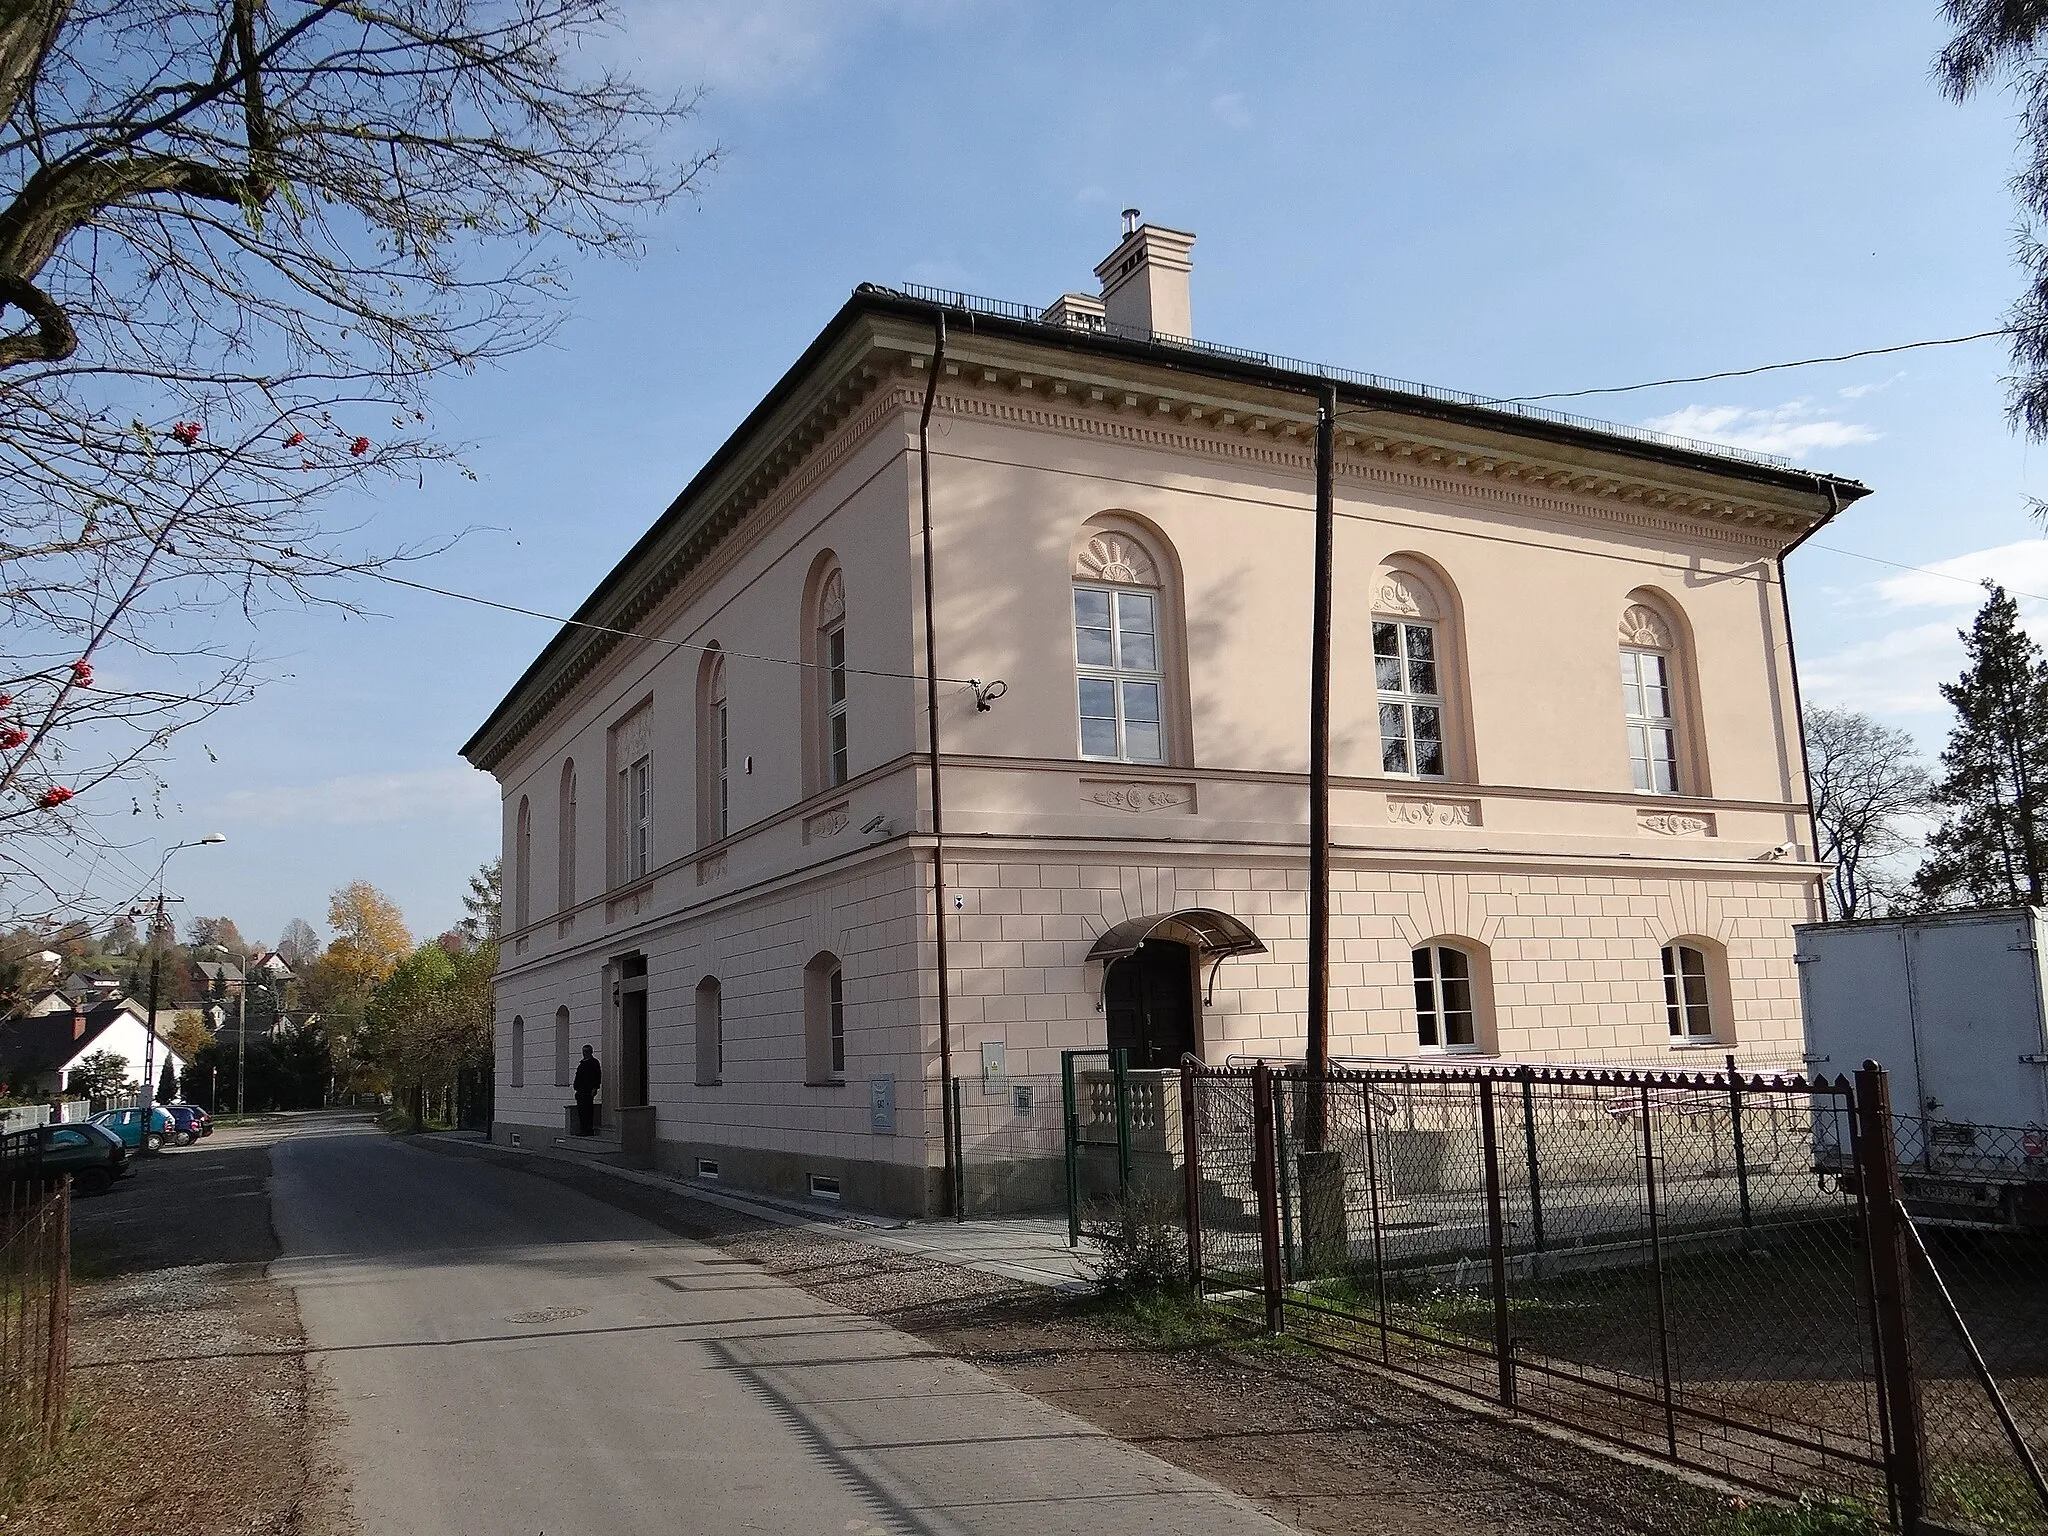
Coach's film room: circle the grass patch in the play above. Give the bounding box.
[1929,1458,2048,1531]
[1084,1283,1240,1349]
[1704,1493,1878,1535]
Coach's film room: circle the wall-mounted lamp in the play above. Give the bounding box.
[970,679,1007,713]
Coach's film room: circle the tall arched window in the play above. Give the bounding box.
[1411,939,1493,1054]
[802,555,849,793]
[1660,937,1731,1044]
[553,1005,571,1085]
[804,951,845,1085]
[1619,594,1706,796]
[513,797,531,931]
[1071,516,1186,765]
[1372,561,1472,781]
[695,976,723,1086]
[697,646,728,846]
[509,1015,525,1087]
[556,759,577,923]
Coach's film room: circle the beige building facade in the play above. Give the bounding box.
[464,222,1868,1215]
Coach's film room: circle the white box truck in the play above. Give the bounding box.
[1797,908,2048,1228]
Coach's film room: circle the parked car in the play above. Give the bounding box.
[89,1106,177,1153]
[163,1105,207,1143]
[175,1105,213,1138]
[35,1121,131,1194]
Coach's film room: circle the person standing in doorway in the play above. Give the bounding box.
[573,1044,602,1136]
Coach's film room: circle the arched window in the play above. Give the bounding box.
[1071,516,1186,765]
[553,1006,571,1086]
[1411,940,1492,1054]
[514,797,531,931]
[606,699,653,886]
[695,976,722,1086]
[1619,593,1707,796]
[697,646,729,846]
[509,1015,525,1087]
[1660,938,1731,1044]
[557,759,577,923]
[1372,560,1472,781]
[802,555,849,793]
[804,951,846,1084]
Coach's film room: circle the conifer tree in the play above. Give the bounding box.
[1915,584,2048,906]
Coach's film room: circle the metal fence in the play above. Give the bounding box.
[1178,1058,2048,1534]
[0,1129,69,1479]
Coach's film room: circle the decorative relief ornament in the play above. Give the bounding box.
[1086,782,1193,813]
[1638,812,1712,837]
[1619,604,1673,649]
[803,805,851,843]
[1374,570,1437,619]
[695,851,728,885]
[1075,533,1158,587]
[1387,798,1478,827]
[818,567,845,623]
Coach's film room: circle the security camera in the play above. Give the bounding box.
[860,814,890,835]
[1760,841,1797,861]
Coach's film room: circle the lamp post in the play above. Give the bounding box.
[138,834,226,1151]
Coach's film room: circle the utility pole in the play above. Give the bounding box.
[1306,382,1337,1140]
[237,985,247,1117]
[137,835,227,1143]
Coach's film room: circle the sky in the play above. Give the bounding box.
[66,0,2048,947]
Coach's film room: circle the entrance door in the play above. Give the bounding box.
[618,954,649,1109]
[1103,940,1197,1069]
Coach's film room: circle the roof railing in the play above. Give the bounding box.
[866,281,1797,472]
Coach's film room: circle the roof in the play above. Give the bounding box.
[463,285,1873,772]
[0,997,160,1086]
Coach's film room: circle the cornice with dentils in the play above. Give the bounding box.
[463,295,1863,776]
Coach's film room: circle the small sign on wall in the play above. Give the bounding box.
[980,1041,1007,1096]
[1012,1083,1034,1116]
[869,1073,895,1134]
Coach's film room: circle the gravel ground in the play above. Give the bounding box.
[1,1120,348,1536]
[422,1139,1756,1536]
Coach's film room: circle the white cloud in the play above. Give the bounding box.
[1801,538,2048,721]
[1210,92,1253,130]
[1837,370,1906,400]
[210,766,498,829]
[609,0,958,96]
[1859,538,2048,612]
[1642,400,1878,460]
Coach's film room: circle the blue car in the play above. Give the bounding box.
[88,1106,178,1153]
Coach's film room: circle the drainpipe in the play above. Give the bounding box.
[918,312,961,1219]
[1305,383,1337,1150]
[1780,478,1843,922]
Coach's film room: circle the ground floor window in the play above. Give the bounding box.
[1412,946,1477,1051]
[1662,943,1715,1040]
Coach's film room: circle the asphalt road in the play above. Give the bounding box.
[270,1120,1296,1536]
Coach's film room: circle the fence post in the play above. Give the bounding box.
[1726,1052,1753,1238]
[1361,1077,1390,1364]
[950,1076,966,1222]
[1519,1068,1544,1256]
[1856,1061,1926,1535]
[1113,1048,1132,1206]
[1252,1062,1285,1335]
[1179,1063,1204,1292]
[1062,1051,1080,1249]
[1639,1083,1679,1459]
[43,1180,68,1451]
[1478,1077,1516,1410]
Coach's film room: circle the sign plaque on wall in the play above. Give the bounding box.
[868,1074,895,1134]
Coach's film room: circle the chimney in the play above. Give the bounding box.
[1093,209,1196,340]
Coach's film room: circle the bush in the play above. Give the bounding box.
[1081,1187,1188,1295]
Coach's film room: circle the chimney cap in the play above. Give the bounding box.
[1121,207,1141,236]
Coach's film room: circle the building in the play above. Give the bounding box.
[0,991,186,1098]
[464,219,1867,1215]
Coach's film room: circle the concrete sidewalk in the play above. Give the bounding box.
[437,1130,1097,1291]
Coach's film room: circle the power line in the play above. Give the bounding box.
[356,567,984,689]
[1492,329,2010,405]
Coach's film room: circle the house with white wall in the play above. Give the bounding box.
[0,991,187,1098]
[464,218,1868,1215]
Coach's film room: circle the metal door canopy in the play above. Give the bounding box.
[1085,908,1266,963]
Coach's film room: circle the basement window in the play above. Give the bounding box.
[807,1174,841,1202]
[696,1157,719,1180]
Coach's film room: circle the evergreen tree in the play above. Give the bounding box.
[157,1058,178,1105]
[1915,584,2048,906]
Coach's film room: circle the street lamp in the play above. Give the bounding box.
[138,834,226,1150]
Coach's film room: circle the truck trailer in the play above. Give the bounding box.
[1797,907,2048,1229]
